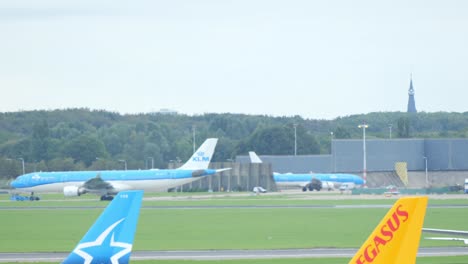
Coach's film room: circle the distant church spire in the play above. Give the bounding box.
[407,74,417,113]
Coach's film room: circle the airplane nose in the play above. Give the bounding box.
[10,176,24,189]
[10,179,18,189]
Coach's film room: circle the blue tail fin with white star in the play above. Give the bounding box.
[62,190,144,264]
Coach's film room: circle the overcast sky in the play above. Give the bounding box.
[1,0,467,119]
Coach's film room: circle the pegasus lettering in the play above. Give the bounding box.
[354,205,409,264]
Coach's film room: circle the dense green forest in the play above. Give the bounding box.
[0,109,467,178]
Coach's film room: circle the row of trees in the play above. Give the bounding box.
[1,109,467,179]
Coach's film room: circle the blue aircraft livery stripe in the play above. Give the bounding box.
[11,169,219,188]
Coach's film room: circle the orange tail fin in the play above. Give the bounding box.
[349,196,428,264]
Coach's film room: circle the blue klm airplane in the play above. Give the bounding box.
[249,152,364,191]
[11,138,229,200]
[62,190,143,264]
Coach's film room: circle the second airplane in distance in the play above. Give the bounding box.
[249,151,364,191]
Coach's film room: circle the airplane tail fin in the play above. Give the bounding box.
[62,190,144,264]
[349,196,428,264]
[249,151,263,163]
[179,138,218,170]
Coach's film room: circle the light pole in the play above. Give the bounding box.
[7,158,25,175]
[293,124,298,156]
[147,157,154,169]
[330,132,334,172]
[226,159,234,192]
[423,156,428,186]
[18,158,25,175]
[118,159,127,170]
[96,157,106,169]
[192,125,196,154]
[388,124,393,139]
[358,124,368,186]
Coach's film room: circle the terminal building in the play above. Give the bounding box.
[237,138,468,173]
[235,138,468,189]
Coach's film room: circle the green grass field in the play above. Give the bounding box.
[149,257,468,264]
[1,207,467,252]
[2,256,468,264]
[2,196,468,251]
[1,193,467,263]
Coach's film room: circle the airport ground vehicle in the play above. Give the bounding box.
[253,186,267,193]
[303,178,322,191]
[10,193,40,201]
[339,182,356,191]
[464,178,468,194]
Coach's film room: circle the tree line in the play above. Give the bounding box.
[0,109,467,179]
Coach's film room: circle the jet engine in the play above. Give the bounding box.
[63,186,85,197]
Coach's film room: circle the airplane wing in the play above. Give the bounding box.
[215,168,232,173]
[82,174,113,192]
[64,173,131,198]
[422,228,468,244]
[425,237,468,244]
[82,175,132,195]
[79,174,117,195]
[422,228,468,237]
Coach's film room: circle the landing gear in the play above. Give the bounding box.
[29,192,40,201]
[100,195,114,201]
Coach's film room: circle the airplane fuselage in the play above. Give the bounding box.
[273,173,364,188]
[11,169,218,193]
